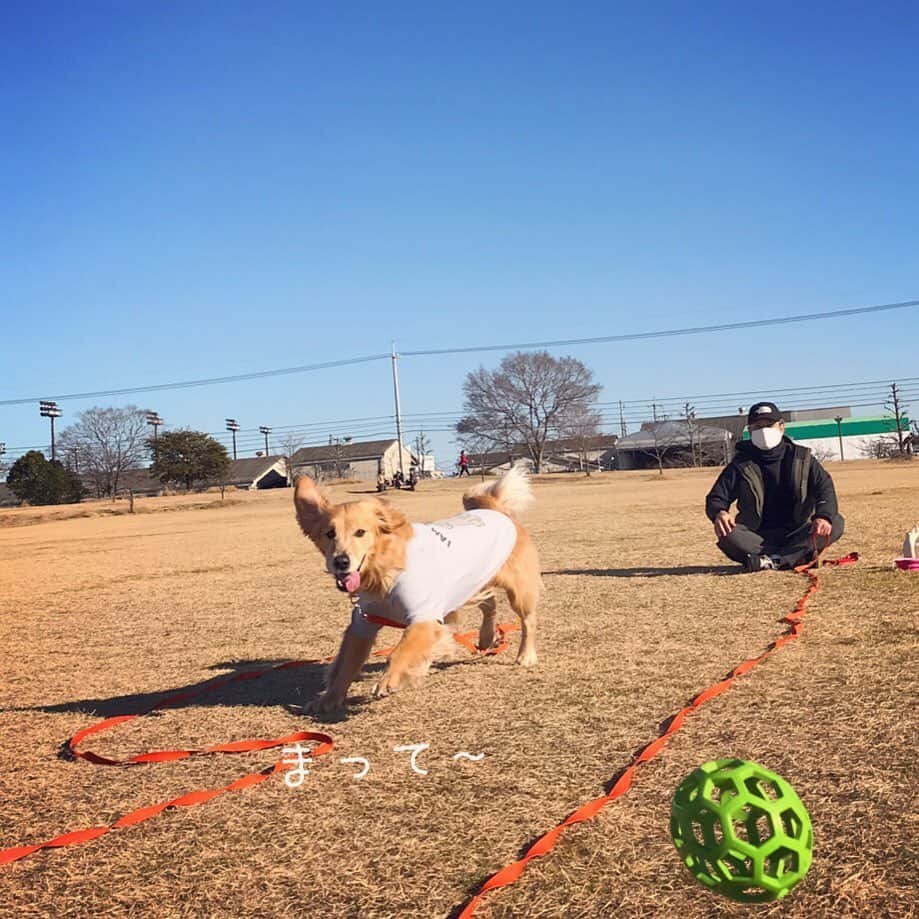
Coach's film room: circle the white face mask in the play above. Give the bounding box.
[750,426,783,450]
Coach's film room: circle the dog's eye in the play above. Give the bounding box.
[354,529,366,538]
[325,529,335,540]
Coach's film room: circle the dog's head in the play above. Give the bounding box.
[294,476,410,595]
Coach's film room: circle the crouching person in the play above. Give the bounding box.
[705,401,845,571]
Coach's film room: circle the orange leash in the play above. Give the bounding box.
[455,545,858,917]
[0,622,517,867]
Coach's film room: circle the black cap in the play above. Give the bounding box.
[747,401,783,425]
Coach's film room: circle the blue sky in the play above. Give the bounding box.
[2,1,917,465]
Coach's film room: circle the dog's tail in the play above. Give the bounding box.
[462,462,534,517]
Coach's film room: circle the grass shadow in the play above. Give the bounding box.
[544,565,743,578]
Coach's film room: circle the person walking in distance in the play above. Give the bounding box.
[458,450,471,477]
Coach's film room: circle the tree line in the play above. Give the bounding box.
[3,362,915,505]
[4,407,234,506]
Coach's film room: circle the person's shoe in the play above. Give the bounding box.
[745,553,782,572]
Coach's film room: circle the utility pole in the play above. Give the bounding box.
[618,400,627,438]
[259,426,272,455]
[391,341,405,476]
[225,418,240,460]
[834,415,845,461]
[146,411,163,445]
[39,401,62,461]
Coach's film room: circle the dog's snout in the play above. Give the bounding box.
[333,554,350,572]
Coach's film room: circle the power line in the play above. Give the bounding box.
[602,375,919,409]
[2,299,916,406]
[400,299,919,357]
[3,376,915,463]
[0,353,389,407]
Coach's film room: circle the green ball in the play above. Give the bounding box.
[670,758,813,902]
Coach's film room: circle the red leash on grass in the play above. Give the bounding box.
[0,623,517,867]
[454,543,858,917]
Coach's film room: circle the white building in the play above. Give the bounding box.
[741,415,911,461]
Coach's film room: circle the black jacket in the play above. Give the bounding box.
[705,438,839,532]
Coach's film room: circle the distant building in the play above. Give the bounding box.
[290,438,414,482]
[415,454,438,477]
[615,421,734,470]
[77,467,165,499]
[224,455,288,490]
[693,406,854,445]
[467,435,619,474]
[742,415,911,461]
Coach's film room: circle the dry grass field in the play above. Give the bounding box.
[1,461,916,918]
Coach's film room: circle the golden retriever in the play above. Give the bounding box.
[294,464,541,715]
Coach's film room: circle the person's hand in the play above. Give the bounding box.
[713,511,735,539]
[812,517,832,539]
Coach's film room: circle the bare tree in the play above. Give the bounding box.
[887,383,911,454]
[683,402,699,467]
[57,406,150,499]
[642,410,677,476]
[560,405,602,475]
[858,437,898,460]
[810,444,836,463]
[279,434,304,486]
[456,351,601,473]
[413,431,431,476]
[329,436,352,480]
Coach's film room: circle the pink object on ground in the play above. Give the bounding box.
[894,557,919,571]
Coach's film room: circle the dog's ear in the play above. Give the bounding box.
[373,498,409,536]
[294,476,330,537]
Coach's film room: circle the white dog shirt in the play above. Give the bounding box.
[349,509,517,638]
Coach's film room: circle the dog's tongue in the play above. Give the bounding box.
[338,571,361,593]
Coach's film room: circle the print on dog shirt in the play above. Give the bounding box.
[349,509,517,638]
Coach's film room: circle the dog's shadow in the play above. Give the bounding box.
[11,658,332,722]
[11,654,487,728]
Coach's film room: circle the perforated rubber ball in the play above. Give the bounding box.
[670,758,813,902]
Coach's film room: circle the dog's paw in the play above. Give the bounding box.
[372,670,403,698]
[477,629,497,651]
[303,693,346,720]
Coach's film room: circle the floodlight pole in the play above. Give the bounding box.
[146,411,163,444]
[226,419,240,460]
[834,416,845,461]
[391,341,405,476]
[39,401,62,461]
